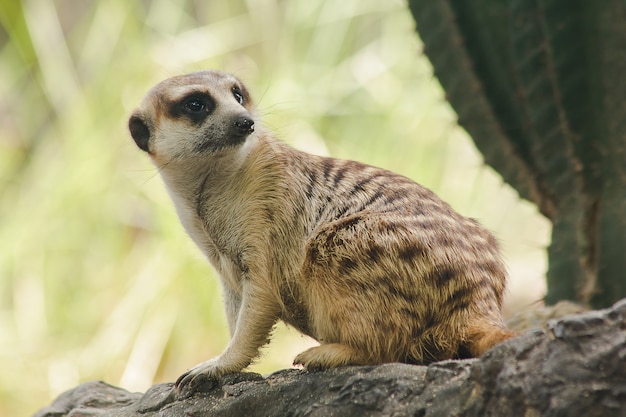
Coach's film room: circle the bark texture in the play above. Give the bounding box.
[35,299,626,417]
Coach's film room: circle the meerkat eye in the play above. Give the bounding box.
[174,94,214,122]
[232,87,244,105]
[182,97,207,113]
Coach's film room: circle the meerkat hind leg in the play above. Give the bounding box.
[293,343,372,371]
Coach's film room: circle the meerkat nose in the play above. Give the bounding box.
[234,116,255,136]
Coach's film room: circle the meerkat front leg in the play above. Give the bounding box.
[175,283,279,394]
[221,284,241,337]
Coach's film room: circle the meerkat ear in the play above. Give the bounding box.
[129,113,151,153]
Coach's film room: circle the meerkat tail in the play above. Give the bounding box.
[463,323,517,357]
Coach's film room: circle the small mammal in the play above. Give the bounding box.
[128,70,515,393]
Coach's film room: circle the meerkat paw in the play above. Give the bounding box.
[293,343,372,371]
[174,357,240,397]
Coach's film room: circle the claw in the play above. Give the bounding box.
[174,370,218,398]
[174,371,191,394]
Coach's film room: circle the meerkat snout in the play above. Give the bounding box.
[234,116,255,136]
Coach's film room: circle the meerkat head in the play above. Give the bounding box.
[128,70,255,163]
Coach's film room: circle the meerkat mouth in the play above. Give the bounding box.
[193,116,255,153]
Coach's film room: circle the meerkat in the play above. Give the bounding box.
[128,70,515,393]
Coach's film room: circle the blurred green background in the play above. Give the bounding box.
[1,1,550,415]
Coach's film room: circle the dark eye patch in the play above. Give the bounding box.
[170,93,215,123]
[183,97,206,113]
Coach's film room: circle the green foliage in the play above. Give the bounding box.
[1,1,548,416]
[409,0,626,308]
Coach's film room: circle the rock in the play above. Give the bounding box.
[34,299,626,417]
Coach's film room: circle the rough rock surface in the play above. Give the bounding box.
[35,299,626,417]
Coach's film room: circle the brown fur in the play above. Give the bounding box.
[128,70,515,392]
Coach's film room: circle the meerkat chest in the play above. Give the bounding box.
[167,188,246,291]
